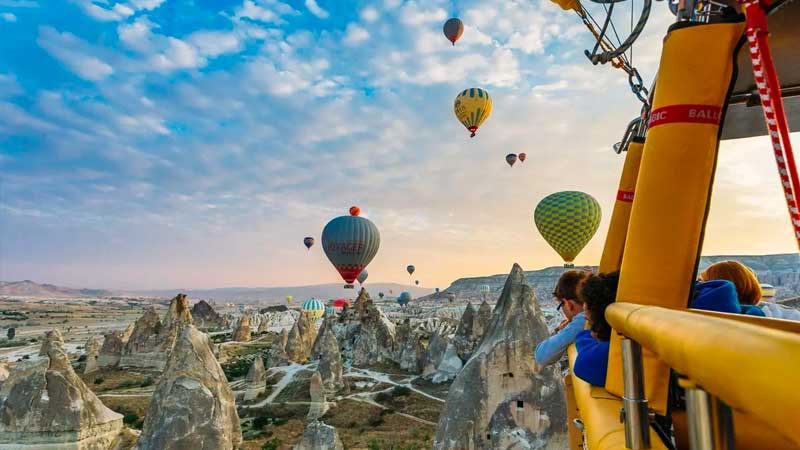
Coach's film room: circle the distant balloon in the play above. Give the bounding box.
[379,292,385,299]
[322,207,380,288]
[435,288,440,293]
[480,285,490,294]
[349,206,361,216]
[286,295,293,305]
[357,269,369,285]
[534,191,602,266]
[397,291,412,306]
[415,280,420,286]
[506,153,518,167]
[407,265,415,276]
[303,237,315,250]
[325,306,336,317]
[333,298,350,309]
[454,88,492,137]
[302,298,325,320]
[519,152,527,162]
[443,18,464,45]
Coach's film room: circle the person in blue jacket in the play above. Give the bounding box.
[573,271,619,387]
[690,279,742,313]
[535,270,590,366]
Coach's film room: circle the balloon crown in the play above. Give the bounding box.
[349,206,361,216]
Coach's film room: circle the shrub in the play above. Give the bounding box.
[93,378,105,385]
[261,438,282,450]
[368,439,383,450]
[392,385,411,397]
[367,415,384,427]
[122,413,143,429]
[252,415,270,429]
[374,391,391,403]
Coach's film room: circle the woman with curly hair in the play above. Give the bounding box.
[573,271,619,386]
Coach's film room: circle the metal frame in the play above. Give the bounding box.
[621,337,652,449]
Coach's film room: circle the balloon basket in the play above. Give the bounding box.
[563,263,575,268]
[344,284,354,289]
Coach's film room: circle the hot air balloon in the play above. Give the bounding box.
[333,298,350,309]
[480,285,490,294]
[349,206,360,216]
[519,152,527,162]
[397,291,412,306]
[322,207,380,288]
[435,288,440,295]
[303,237,315,250]
[286,295,293,305]
[415,280,419,286]
[406,265,415,276]
[454,88,492,137]
[325,305,336,316]
[357,269,369,285]
[506,153,517,167]
[534,191,602,267]
[302,298,325,320]
[379,292,385,299]
[443,18,464,45]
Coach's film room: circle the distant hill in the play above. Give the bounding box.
[438,253,800,302]
[128,283,433,303]
[0,280,115,298]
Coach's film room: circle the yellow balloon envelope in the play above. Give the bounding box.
[454,88,492,137]
[534,191,602,265]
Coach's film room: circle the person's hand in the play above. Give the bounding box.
[554,318,570,332]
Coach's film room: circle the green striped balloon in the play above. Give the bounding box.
[534,191,601,264]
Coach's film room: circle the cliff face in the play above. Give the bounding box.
[434,264,567,450]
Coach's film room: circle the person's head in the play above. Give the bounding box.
[699,261,762,305]
[553,270,589,320]
[579,271,620,341]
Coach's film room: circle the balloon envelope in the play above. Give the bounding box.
[397,291,412,306]
[480,285,490,294]
[333,298,350,308]
[357,269,369,284]
[349,206,361,216]
[303,237,315,249]
[443,18,464,45]
[415,280,419,286]
[406,265,415,275]
[506,153,517,167]
[519,152,527,162]
[322,209,380,287]
[286,295,293,304]
[302,298,325,320]
[534,191,602,264]
[454,88,492,137]
[379,292,385,299]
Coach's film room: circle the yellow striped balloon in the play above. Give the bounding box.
[534,191,601,266]
[454,88,492,137]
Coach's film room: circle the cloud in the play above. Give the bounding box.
[304,0,328,19]
[0,73,22,97]
[399,2,447,26]
[1,12,17,21]
[71,0,133,21]
[343,23,369,46]
[360,6,378,22]
[0,0,37,6]
[37,27,114,81]
[235,0,297,24]
[187,30,243,58]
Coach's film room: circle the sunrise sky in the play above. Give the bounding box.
[1,0,797,290]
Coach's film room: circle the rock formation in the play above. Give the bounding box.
[476,300,492,335]
[84,335,104,374]
[136,325,241,450]
[452,303,476,360]
[293,421,343,450]
[232,311,252,342]
[422,332,463,383]
[312,318,345,393]
[191,300,228,330]
[286,313,317,363]
[433,264,568,450]
[396,320,424,374]
[347,289,397,366]
[0,329,125,449]
[98,327,129,369]
[0,360,8,384]
[243,356,266,401]
[121,294,193,370]
[307,371,329,421]
[253,309,299,334]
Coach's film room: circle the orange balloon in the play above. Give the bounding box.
[519,152,527,162]
[349,206,361,216]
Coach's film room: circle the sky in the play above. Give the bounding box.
[0,0,797,290]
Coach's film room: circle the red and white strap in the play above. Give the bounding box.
[739,0,800,248]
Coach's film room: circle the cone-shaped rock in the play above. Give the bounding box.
[307,372,329,421]
[84,334,104,374]
[312,317,345,393]
[232,312,253,342]
[0,329,124,449]
[350,289,396,366]
[136,325,241,450]
[452,303,476,360]
[476,300,492,339]
[121,294,192,370]
[98,325,131,369]
[243,356,266,401]
[433,264,567,450]
[422,332,461,383]
[286,313,317,363]
[293,421,343,450]
[191,300,228,330]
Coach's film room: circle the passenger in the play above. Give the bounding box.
[698,261,766,316]
[689,279,741,314]
[534,270,589,366]
[573,271,619,387]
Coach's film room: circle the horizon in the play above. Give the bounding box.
[2,1,799,291]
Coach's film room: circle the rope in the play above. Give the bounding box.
[739,0,800,248]
[578,9,631,73]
